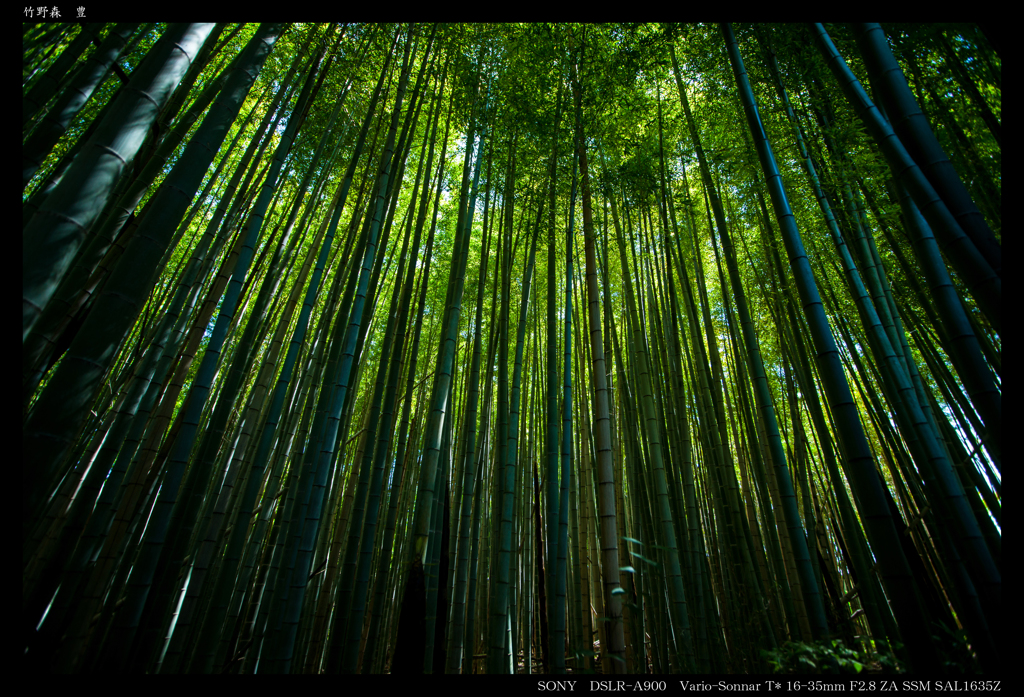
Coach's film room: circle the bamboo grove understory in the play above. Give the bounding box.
[22,22,1000,674]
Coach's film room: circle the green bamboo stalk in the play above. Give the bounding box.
[23,23,142,186]
[731,21,942,672]
[610,193,694,672]
[720,23,831,642]
[810,24,998,333]
[853,23,1000,277]
[572,69,626,672]
[23,24,216,342]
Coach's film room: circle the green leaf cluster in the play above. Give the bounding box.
[761,639,905,674]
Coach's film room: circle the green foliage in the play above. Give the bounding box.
[761,639,905,674]
[931,622,978,674]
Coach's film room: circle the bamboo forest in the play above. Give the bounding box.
[22,22,1001,675]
